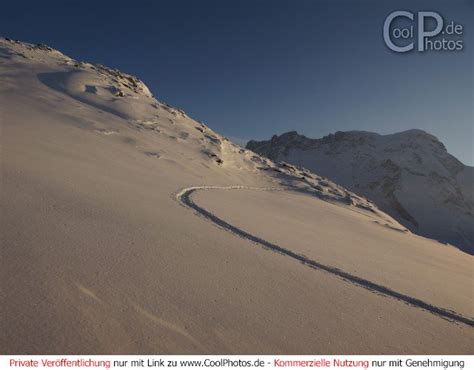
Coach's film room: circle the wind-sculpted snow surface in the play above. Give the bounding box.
[0,38,407,227]
[2,37,473,354]
[177,186,474,327]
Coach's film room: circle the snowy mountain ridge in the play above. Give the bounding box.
[247,130,474,253]
[0,37,401,225]
[2,37,473,354]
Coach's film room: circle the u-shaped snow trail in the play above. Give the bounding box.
[176,186,474,328]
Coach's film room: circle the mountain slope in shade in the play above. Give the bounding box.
[247,130,474,253]
[1,38,473,354]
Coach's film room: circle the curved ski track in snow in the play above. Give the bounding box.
[176,186,474,327]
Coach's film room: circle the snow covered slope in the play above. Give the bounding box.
[247,130,474,254]
[1,38,473,354]
[0,38,393,224]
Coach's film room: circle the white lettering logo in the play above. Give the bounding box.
[383,11,464,53]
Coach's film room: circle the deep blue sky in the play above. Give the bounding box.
[1,0,472,164]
